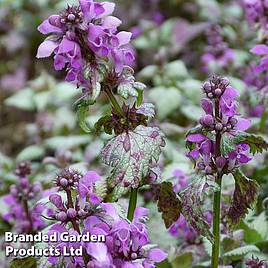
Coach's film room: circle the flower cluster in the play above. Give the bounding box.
[244,0,268,31]
[3,161,46,233]
[201,24,234,73]
[47,168,167,267]
[250,44,268,73]
[246,255,268,268]
[186,76,252,175]
[241,64,268,117]
[37,0,134,91]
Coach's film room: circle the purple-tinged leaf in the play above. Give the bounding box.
[157,182,182,228]
[179,176,219,243]
[227,169,259,225]
[101,125,165,188]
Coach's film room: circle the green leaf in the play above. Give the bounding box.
[237,220,263,244]
[10,257,37,268]
[5,88,35,111]
[91,82,101,101]
[149,87,182,120]
[239,132,268,154]
[157,182,182,228]
[138,65,158,80]
[136,89,144,107]
[45,135,91,150]
[221,132,268,155]
[227,169,259,225]
[171,252,193,268]
[17,145,45,161]
[220,135,237,156]
[94,115,113,135]
[76,104,91,133]
[101,125,165,188]
[223,245,260,260]
[164,60,188,80]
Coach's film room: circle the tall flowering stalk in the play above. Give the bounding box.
[37,0,165,224]
[45,168,167,267]
[3,161,46,234]
[181,76,268,267]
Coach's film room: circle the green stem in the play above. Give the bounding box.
[211,174,222,268]
[105,88,125,118]
[127,188,138,221]
[211,97,222,268]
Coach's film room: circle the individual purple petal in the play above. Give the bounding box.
[54,55,67,70]
[37,15,62,34]
[82,171,101,186]
[148,248,168,263]
[215,156,226,169]
[58,38,77,54]
[116,31,132,46]
[200,139,212,155]
[187,148,199,160]
[36,40,58,58]
[96,2,115,18]
[89,193,102,205]
[186,133,206,142]
[250,44,268,55]
[236,118,251,131]
[201,98,213,115]
[133,207,149,222]
[78,183,89,198]
[222,86,239,100]
[239,154,252,163]
[102,16,122,29]
[86,242,111,264]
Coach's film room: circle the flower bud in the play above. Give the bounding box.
[201,114,214,126]
[60,178,68,187]
[49,194,64,210]
[215,156,226,169]
[214,88,222,96]
[32,182,42,193]
[10,185,18,196]
[205,166,212,174]
[215,123,223,131]
[229,118,238,126]
[56,211,67,222]
[197,162,205,170]
[208,92,214,98]
[20,178,29,188]
[131,253,138,259]
[67,14,76,21]
[221,77,229,87]
[78,209,87,217]
[28,192,35,198]
[203,82,211,92]
[67,208,77,219]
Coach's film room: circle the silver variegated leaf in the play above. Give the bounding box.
[91,82,101,101]
[101,125,165,188]
[136,103,155,117]
[179,176,219,243]
[118,82,138,99]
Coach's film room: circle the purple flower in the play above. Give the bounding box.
[250,44,268,72]
[78,170,102,204]
[201,24,234,73]
[172,169,188,193]
[219,87,239,117]
[228,143,252,169]
[36,0,135,90]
